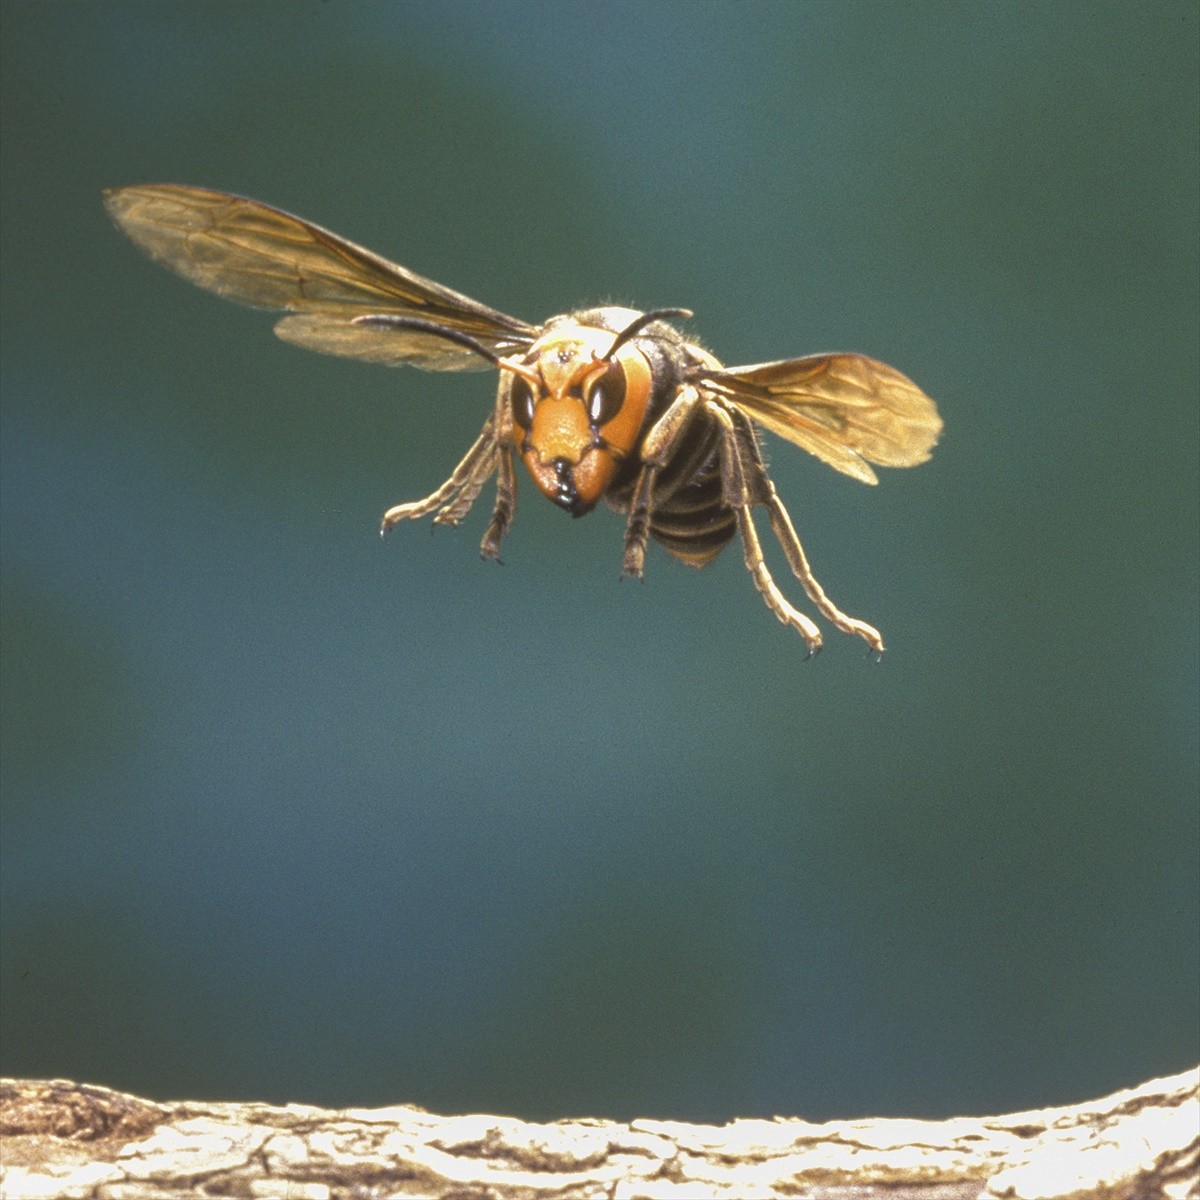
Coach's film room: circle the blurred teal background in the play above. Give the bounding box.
[1,1,1196,1123]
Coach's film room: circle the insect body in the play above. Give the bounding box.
[104,184,942,656]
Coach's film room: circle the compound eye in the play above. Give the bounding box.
[586,360,626,427]
[511,374,537,430]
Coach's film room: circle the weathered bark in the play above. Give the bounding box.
[1,1067,1196,1200]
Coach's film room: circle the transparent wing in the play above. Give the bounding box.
[699,353,942,485]
[104,183,537,371]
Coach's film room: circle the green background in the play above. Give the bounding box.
[2,1,1196,1122]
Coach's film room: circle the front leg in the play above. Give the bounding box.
[621,384,705,578]
[480,380,521,562]
[480,443,517,561]
[621,465,656,578]
[432,443,497,526]
[381,415,497,535]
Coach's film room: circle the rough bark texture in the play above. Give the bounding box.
[1,1067,1196,1200]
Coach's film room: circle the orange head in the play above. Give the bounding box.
[504,311,658,516]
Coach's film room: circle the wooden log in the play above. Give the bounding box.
[1,1067,1196,1199]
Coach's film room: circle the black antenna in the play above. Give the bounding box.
[353,314,507,369]
[603,308,693,360]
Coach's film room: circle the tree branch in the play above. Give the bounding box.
[1,1067,1196,1199]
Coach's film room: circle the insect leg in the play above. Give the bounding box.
[725,406,886,656]
[622,384,705,578]
[621,468,656,578]
[704,400,824,655]
[381,415,498,534]
[433,443,498,525]
[480,444,517,561]
[763,490,885,655]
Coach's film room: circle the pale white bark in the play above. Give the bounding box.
[1,1067,1196,1200]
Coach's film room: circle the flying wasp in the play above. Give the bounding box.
[104,184,942,656]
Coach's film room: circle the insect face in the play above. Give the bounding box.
[508,317,654,516]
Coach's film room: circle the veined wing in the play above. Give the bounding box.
[699,353,942,484]
[103,184,537,371]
